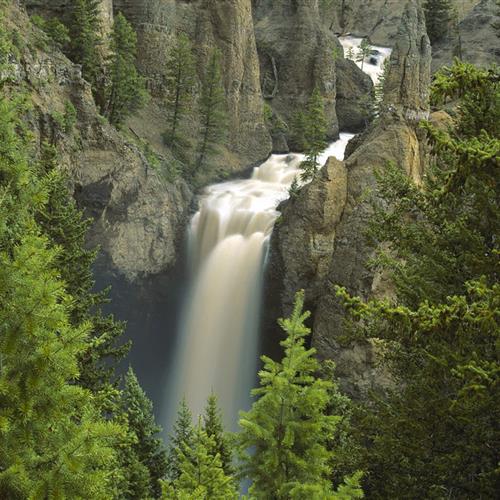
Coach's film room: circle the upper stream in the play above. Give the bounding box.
[164,37,391,431]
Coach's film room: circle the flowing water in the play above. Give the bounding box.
[165,38,391,432]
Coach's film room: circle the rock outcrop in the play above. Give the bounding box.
[431,0,500,72]
[319,0,477,47]
[253,0,340,144]
[265,0,431,397]
[7,3,192,280]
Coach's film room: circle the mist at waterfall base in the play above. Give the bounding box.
[92,36,391,440]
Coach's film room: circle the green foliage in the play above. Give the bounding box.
[195,48,227,173]
[356,39,371,71]
[120,368,168,498]
[0,94,124,499]
[202,393,234,476]
[50,99,77,133]
[162,421,238,499]
[168,398,195,481]
[373,58,389,116]
[68,0,104,105]
[263,102,288,137]
[105,12,148,126]
[337,61,500,498]
[164,33,196,155]
[31,14,70,49]
[289,110,308,151]
[237,291,364,499]
[300,87,328,181]
[424,0,452,44]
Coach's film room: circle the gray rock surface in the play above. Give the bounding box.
[265,0,431,397]
[7,3,193,280]
[253,0,340,142]
[431,0,500,72]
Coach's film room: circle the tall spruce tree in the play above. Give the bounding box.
[120,368,168,498]
[0,93,124,499]
[164,33,196,152]
[300,87,328,181]
[337,61,500,498]
[356,38,372,71]
[195,48,227,173]
[237,291,364,499]
[162,422,238,499]
[68,0,104,105]
[423,0,452,44]
[202,393,234,476]
[105,12,148,126]
[167,398,195,480]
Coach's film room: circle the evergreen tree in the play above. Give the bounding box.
[105,12,148,126]
[237,291,364,499]
[202,393,234,476]
[168,398,195,480]
[337,61,500,498]
[120,368,168,498]
[289,110,308,151]
[300,87,328,181]
[356,38,371,71]
[164,33,196,152]
[162,421,238,499]
[423,0,452,44]
[68,0,104,104]
[36,143,129,396]
[0,94,123,499]
[195,48,227,173]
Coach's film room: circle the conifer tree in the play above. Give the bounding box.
[0,94,123,500]
[195,48,227,173]
[300,87,328,181]
[289,110,308,151]
[202,393,234,476]
[167,398,195,480]
[164,33,196,152]
[68,0,104,104]
[337,61,500,498]
[162,422,238,499]
[36,143,129,396]
[423,0,452,44]
[105,12,148,126]
[120,368,168,498]
[356,38,372,71]
[237,291,364,499]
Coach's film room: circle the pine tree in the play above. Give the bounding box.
[237,291,364,499]
[162,421,238,499]
[164,33,196,152]
[300,87,328,181]
[68,0,104,104]
[168,398,195,480]
[0,94,124,499]
[356,38,372,71]
[105,12,148,126]
[120,367,168,498]
[423,0,452,44]
[202,393,234,476]
[36,143,129,396]
[337,61,500,498]
[195,48,227,173]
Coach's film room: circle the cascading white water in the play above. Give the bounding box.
[166,38,391,432]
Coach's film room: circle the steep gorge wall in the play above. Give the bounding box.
[265,0,431,397]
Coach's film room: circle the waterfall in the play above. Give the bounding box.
[165,38,391,433]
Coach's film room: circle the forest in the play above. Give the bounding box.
[0,0,498,498]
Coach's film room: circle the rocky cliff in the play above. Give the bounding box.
[266,0,431,397]
[7,2,192,280]
[431,0,500,72]
[253,0,340,144]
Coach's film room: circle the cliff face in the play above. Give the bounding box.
[7,3,192,280]
[253,0,340,143]
[431,0,500,72]
[113,0,272,169]
[266,0,431,397]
